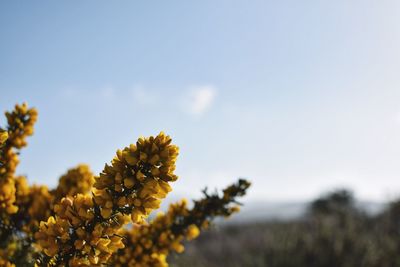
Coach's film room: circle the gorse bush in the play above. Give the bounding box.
[0,103,251,267]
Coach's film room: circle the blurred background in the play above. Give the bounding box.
[2,1,400,266]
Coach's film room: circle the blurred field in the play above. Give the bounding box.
[170,190,400,267]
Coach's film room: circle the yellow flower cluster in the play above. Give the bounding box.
[111,201,190,267]
[0,177,18,215]
[14,176,30,205]
[0,103,37,176]
[23,184,53,231]
[34,132,179,266]
[0,131,18,216]
[0,103,37,217]
[4,164,93,236]
[0,258,14,267]
[110,179,251,267]
[3,103,37,149]
[53,164,94,201]
[0,248,15,267]
[0,131,8,146]
[93,132,179,222]
[35,195,127,266]
[0,103,251,266]
[1,176,53,235]
[10,165,94,233]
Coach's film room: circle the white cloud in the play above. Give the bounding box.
[60,84,217,115]
[183,85,217,115]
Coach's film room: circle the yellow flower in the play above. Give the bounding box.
[0,102,251,266]
[186,224,200,240]
[53,164,94,200]
[34,133,180,266]
[0,131,8,145]
[109,179,251,267]
[0,103,37,177]
[0,177,18,214]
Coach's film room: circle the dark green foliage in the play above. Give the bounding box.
[310,189,356,215]
[170,189,400,267]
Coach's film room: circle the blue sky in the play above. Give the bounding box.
[1,1,400,202]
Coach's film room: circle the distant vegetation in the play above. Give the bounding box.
[170,189,400,267]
